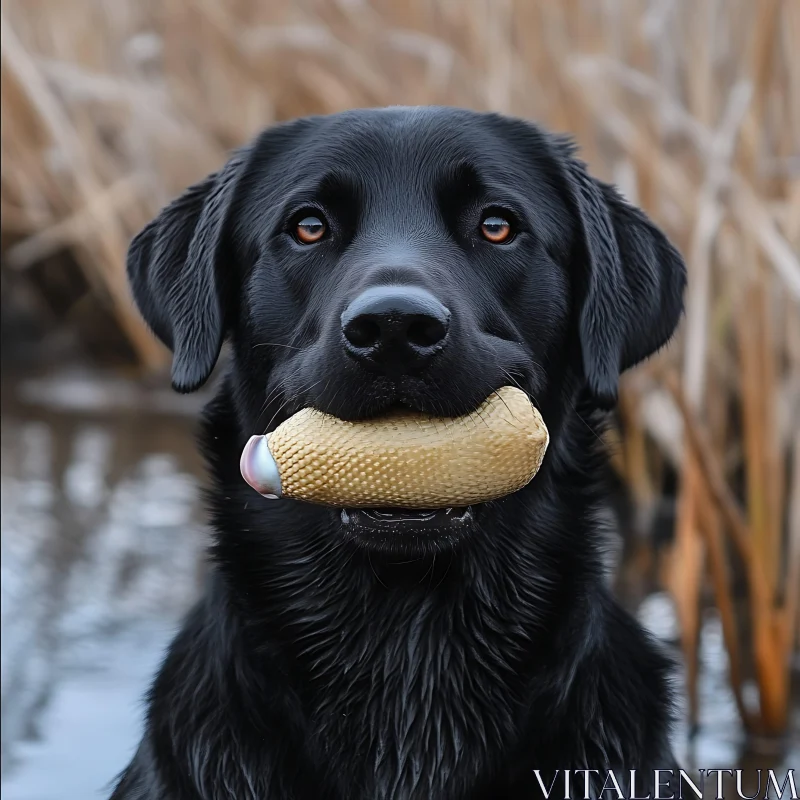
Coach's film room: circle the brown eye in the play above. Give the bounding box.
[480,215,512,243]
[295,215,326,244]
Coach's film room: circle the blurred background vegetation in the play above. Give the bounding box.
[1,0,798,777]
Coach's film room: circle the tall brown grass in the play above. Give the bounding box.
[1,0,798,739]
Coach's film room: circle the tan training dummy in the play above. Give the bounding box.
[240,386,548,508]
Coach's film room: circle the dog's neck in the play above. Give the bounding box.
[215,520,577,797]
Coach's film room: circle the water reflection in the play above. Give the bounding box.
[1,378,207,798]
[0,371,797,799]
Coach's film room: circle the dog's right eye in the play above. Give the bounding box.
[294,215,327,244]
[480,215,513,244]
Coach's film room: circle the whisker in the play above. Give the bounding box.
[494,372,537,431]
[418,552,437,584]
[471,375,526,434]
[325,383,345,419]
[571,399,606,446]
[431,550,454,592]
[263,377,326,433]
[367,551,388,589]
[469,338,542,408]
[427,552,437,589]
[254,384,285,430]
[252,342,304,351]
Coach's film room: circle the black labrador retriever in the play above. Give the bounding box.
[112,106,686,799]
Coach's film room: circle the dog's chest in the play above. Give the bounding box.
[298,601,524,800]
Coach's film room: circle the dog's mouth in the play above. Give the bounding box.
[340,506,474,532]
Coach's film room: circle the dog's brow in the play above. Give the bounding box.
[317,170,359,195]
[438,159,483,187]
[278,170,359,213]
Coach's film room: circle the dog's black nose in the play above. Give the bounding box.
[341,286,450,374]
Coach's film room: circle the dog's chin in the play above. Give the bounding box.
[338,506,476,555]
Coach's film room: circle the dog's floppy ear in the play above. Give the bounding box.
[560,148,686,408]
[127,149,247,393]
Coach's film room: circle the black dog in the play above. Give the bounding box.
[112,107,686,799]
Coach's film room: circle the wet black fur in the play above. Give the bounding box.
[112,107,686,799]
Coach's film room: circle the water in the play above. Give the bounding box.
[1,367,797,799]
[1,368,208,799]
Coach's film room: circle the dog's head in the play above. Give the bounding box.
[128,107,684,553]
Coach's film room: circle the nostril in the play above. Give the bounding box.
[340,287,451,367]
[407,317,448,348]
[344,318,381,349]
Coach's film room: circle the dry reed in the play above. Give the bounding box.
[1,0,798,739]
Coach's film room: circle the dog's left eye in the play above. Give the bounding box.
[295,215,327,244]
[480,215,513,244]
